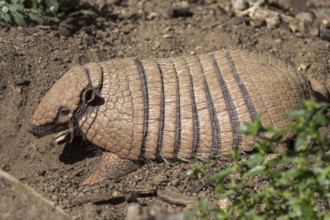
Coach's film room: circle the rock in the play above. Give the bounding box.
[218,197,232,210]
[189,0,207,4]
[147,12,160,20]
[95,0,121,6]
[157,186,193,206]
[153,174,168,185]
[126,204,186,220]
[248,7,281,28]
[58,18,78,37]
[168,2,193,18]
[286,16,300,32]
[295,11,314,23]
[232,0,249,11]
[121,24,134,35]
[299,20,319,37]
[284,13,319,38]
[320,24,330,41]
[298,63,311,71]
[0,170,70,220]
[126,204,144,220]
[267,0,307,13]
[232,0,265,11]
[266,13,281,28]
[316,9,330,41]
[234,3,282,28]
[249,0,265,7]
[14,86,22,94]
[314,8,330,26]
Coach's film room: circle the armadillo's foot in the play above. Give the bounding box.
[309,78,330,103]
[81,151,140,186]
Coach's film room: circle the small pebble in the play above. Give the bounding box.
[298,63,311,71]
[147,12,159,20]
[299,20,319,37]
[269,0,307,13]
[153,174,168,185]
[14,86,22,94]
[168,2,193,18]
[295,11,314,23]
[218,197,232,210]
[265,13,281,28]
[232,0,249,11]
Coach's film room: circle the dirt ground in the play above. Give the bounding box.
[0,0,329,219]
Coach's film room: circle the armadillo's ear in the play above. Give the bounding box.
[82,88,104,106]
[82,88,97,104]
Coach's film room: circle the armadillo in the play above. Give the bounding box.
[27,50,329,185]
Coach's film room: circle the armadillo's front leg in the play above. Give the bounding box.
[81,151,140,186]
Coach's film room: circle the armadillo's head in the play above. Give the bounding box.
[27,65,95,144]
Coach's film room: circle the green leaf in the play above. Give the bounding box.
[238,114,263,136]
[287,109,306,120]
[69,9,97,17]
[295,132,309,151]
[211,167,235,182]
[27,10,44,24]
[187,100,330,219]
[12,11,26,26]
[11,0,23,4]
[0,12,11,23]
[324,213,330,220]
[245,154,264,168]
[243,165,265,178]
[8,3,21,12]
[45,0,58,13]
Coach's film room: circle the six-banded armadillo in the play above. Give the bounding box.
[27,49,328,185]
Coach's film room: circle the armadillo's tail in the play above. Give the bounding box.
[308,77,330,104]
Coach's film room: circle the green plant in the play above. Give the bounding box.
[0,0,58,25]
[188,100,330,219]
[0,0,99,26]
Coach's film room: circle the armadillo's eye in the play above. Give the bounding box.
[59,107,70,116]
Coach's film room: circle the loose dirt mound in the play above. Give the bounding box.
[0,0,329,219]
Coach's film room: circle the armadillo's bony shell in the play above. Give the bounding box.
[76,50,313,161]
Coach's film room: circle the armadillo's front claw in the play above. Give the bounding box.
[80,151,140,186]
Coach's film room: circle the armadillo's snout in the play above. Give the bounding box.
[27,121,72,144]
[27,122,44,138]
[27,121,65,138]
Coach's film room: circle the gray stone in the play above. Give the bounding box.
[0,170,70,220]
[295,11,314,23]
[268,0,307,13]
[126,204,186,220]
[232,0,249,11]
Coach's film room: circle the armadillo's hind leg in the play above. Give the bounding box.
[308,78,330,103]
[81,151,140,186]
